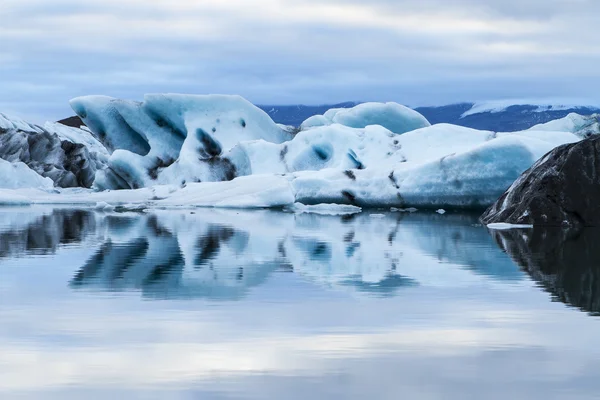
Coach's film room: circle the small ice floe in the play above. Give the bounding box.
[487,223,534,230]
[288,203,362,216]
[390,207,418,213]
[436,209,446,215]
[114,203,148,213]
[95,201,116,212]
[370,214,386,218]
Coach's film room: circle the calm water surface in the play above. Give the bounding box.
[1,207,600,399]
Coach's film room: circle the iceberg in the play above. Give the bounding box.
[70,94,292,190]
[0,113,108,188]
[300,102,431,134]
[0,94,588,210]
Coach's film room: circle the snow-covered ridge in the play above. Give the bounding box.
[460,99,600,118]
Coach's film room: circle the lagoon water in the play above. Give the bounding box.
[1,207,600,399]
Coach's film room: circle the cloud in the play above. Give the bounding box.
[0,0,599,122]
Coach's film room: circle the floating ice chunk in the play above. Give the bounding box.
[436,209,446,214]
[370,214,386,218]
[487,223,534,230]
[288,203,362,215]
[95,201,116,212]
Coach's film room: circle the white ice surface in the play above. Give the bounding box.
[0,159,54,190]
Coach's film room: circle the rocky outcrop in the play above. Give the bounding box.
[481,136,600,227]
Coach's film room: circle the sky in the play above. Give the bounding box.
[1,0,600,122]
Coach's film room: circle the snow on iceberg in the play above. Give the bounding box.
[300,102,431,134]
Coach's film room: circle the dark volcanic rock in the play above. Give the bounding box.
[490,227,600,315]
[58,116,86,128]
[481,136,600,227]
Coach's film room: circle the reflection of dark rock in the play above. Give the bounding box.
[491,227,600,315]
[482,136,600,227]
[0,125,106,188]
[0,210,96,258]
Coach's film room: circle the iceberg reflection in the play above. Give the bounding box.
[0,207,525,299]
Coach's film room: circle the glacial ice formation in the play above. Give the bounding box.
[0,113,108,188]
[70,94,292,190]
[300,102,431,133]
[0,94,591,210]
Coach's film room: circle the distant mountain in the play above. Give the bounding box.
[258,101,600,132]
[59,101,600,133]
[257,102,358,127]
[414,102,600,132]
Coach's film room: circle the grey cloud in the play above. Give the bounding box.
[1,0,600,122]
